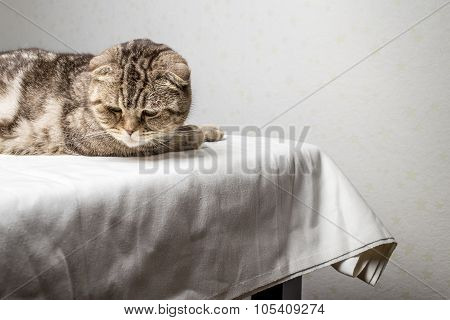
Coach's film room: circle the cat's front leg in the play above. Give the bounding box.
[139,125,222,156]
[173,124,224,148]
[199,125,224,142]
[171,124,205,151]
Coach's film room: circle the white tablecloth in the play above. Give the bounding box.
[0,135,396,299]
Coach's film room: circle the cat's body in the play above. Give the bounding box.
[0,39,222,156]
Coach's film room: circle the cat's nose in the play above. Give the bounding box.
[125,129,134,136]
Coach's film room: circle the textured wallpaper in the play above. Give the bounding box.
[1,0,449,299]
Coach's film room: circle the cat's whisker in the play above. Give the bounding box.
[153,139,173,151]
[84,131,109,138]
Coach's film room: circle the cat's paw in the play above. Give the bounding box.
[200,125,224,142]
[174,125,205,150]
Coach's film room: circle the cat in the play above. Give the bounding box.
[0,39,223,156]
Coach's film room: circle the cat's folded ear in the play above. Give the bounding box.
[89,48,119,82]
[164,63,191,87]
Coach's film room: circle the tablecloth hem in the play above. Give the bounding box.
[224,237,396,300]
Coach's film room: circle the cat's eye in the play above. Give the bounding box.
[107,106,122,114]
[141,109,160,120]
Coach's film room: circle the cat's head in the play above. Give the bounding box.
[88,39,192,147]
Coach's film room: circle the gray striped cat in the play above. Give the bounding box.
[0,39,223,156]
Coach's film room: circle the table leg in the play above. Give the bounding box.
[251,276,302,300]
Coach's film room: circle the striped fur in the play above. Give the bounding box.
[0,39,223,156]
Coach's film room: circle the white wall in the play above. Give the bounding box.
[1,0,449,299]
